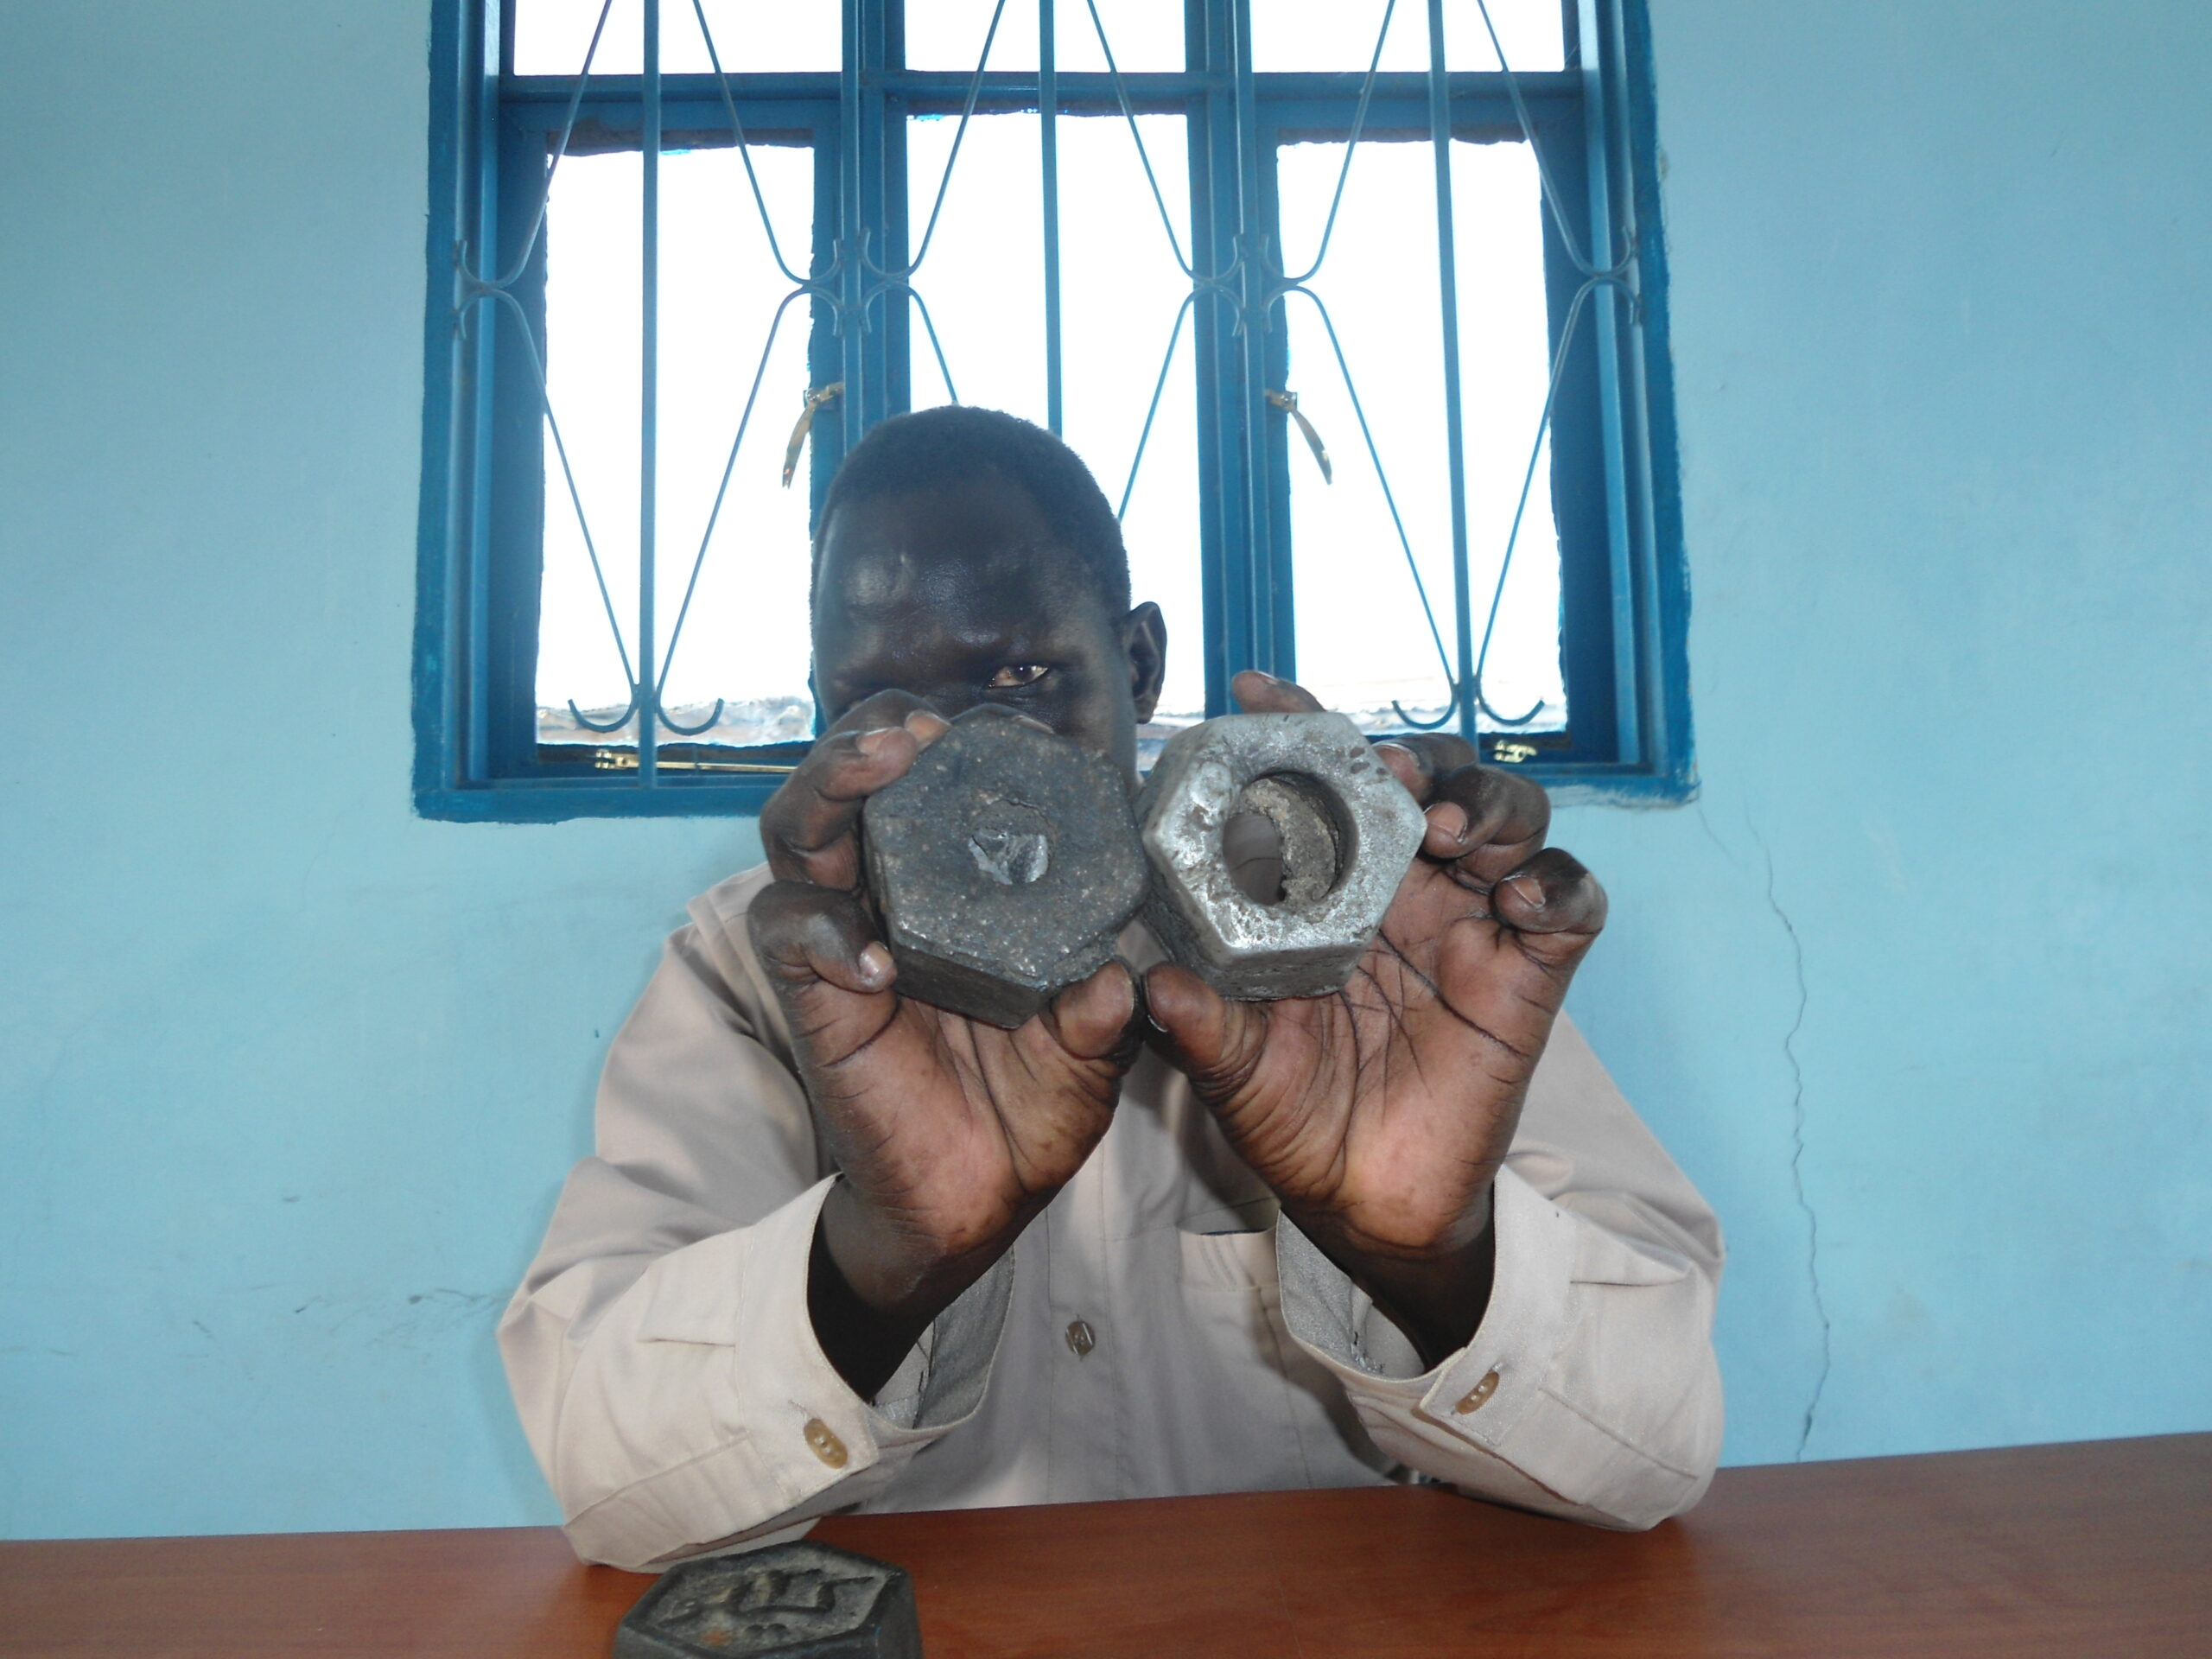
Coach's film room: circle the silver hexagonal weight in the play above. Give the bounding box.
[863,708,1150,1028]
[1136,712,1427,1000]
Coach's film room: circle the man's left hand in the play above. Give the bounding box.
[1144,671,1607,1367]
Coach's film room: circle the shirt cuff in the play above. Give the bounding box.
[868,1333,932,1428]
[1274,1162,1577,1450]
[870,1250,1013,1432]
[560,1175,1012,1566]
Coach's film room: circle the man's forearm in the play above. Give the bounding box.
[808,1179,1016,1400]
[1292,1183,1497,1370]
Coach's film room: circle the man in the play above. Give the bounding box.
[500,407,1722,1572]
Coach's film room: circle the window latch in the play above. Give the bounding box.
[1265,388,1332,485]
[782,382,845,487]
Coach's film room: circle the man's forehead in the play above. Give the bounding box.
[823,534,1059,620]
[816,485,1085,625]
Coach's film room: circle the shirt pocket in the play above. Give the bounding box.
[1135,1225,1301,1491]
[1149,1223,1386,1492]
[1571,1223,1694,1287]
[1175,1221,1281,1294]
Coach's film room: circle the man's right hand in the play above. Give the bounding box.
[748,694,1141,1399]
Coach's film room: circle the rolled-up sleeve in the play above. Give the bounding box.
[496,870,1010,1569]
[1274,1015,1724,1529]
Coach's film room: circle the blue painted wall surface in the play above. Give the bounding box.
[0,1,2205,1537]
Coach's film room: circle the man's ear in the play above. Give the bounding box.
[1122,601,1168,723]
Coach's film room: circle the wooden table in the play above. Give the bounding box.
[3,1434,2206,1656]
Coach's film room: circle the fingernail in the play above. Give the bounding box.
[854,726,902,759]
[1013,714,1054,734]
[1430,803,1471,844]
[857,942,894,985]
[1505,874,1546,912]
[1248,670,1284,685]
[904,709,949,740]
[1374,741,1414,762]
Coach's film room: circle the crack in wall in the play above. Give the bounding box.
[1750,826,1832,1461]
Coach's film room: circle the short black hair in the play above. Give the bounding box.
[812,405,1132,616]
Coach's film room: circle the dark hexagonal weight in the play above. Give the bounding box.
[861,708,1148,1028]
[612,1541,921,1659]
[1136,712,1428,1000]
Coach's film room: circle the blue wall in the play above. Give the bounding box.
[1,1,2205,1537]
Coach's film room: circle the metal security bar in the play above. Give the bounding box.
[414,0,1692,821]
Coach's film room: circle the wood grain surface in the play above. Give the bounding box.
[2,1434,2205,1657]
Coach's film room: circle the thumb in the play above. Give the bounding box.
[1229,667,1326,715]
[1039,959,1141,1064]
[1141,963,1268,1100]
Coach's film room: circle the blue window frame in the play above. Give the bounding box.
[415,0,1691,821]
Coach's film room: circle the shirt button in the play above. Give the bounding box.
[802,1417,849,1468]
[1453,1369,1502,1415]
[1064,1319,1097,1358]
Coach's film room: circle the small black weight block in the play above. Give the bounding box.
[611,1540,922,1659]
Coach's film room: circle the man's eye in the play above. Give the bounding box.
[987,664,1050,689]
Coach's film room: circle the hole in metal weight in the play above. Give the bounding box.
[1224,773,1345,908]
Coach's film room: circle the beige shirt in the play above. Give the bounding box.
[500,866,1725,1571]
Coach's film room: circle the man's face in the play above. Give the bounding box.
[811,473,1166,779]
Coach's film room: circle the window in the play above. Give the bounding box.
[416,0,1690,820]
